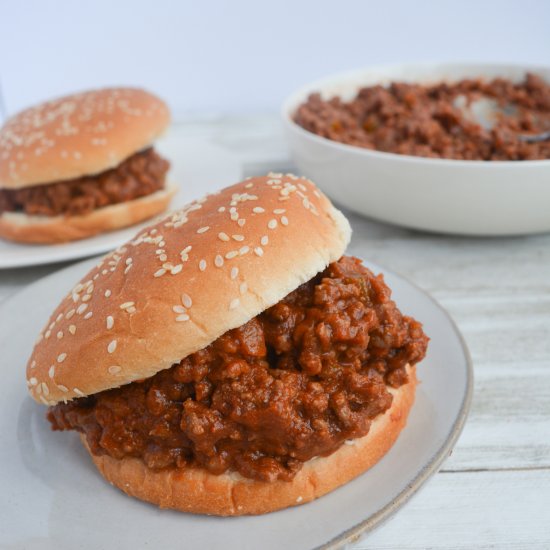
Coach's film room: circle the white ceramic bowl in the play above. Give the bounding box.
[282,63,550,236]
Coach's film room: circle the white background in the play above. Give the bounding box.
[1,0,550,121]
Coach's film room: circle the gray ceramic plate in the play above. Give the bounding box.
[0,256,472,549]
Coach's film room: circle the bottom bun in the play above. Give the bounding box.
[84,365,417,516]
[0,184,177,244]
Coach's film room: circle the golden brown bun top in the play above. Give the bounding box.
[26,174,351,405]
[0,87,170,189]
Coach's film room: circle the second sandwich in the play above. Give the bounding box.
[0,87,175,243]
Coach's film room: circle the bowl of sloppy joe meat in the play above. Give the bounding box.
[282,63,550,236]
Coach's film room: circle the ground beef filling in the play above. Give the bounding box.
[48,256,428,482]
[294,73,550,160]
[0,148,169,217]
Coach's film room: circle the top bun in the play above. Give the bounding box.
[0,87,170,189]
[26,174,351,405]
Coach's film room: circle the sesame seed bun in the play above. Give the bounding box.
[0,87,170,189]
[84,365,416,515]
[26,174,351,405]
[0,184,177,244]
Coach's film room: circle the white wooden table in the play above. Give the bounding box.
[1,117,549,549]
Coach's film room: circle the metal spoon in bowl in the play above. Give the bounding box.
[453,95,550,143]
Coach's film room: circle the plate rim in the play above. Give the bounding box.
[0,255,473,549]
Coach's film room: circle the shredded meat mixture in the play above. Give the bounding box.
[294,73,550,160]
[48,257,428,482]
[0,148,169,216]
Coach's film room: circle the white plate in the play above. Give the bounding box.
[0,257,472,550]
[282,63,550,236]
[0,131,242,269]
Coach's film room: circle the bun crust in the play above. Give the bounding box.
[85,366,416,515]
[0,185,176,244]
[0,87,170,189]
[26,175,351,405]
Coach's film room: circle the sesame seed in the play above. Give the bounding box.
[57,385,68,393]
[238,218,246,227]
[197,226,210,234]
[173,305,186,313]
[57,331,63,339]
[218,206,226,212]
[225,250,238,259]
[253,207,265,213]
[232,234,245,242]
[39,396,48,405]
[215,255,224,267]
[261,235,269,246]
[231,267,239,280]
[298,183,307,192]
[274,209,286,214]
[57,353,67,363]
[29,377,37,386]
[171,264,183,275]
[159,254,168,262]
[268,219,277,229]
[45,330,51,339]
[84,312,93,319]
[181,294,192,308]
[240,282,248,294]
[120,301,135,310]
[229,207,237,213]
[124,265,132,274]
[199,259,207,271]
[105,290,112,298]
[41,383,49,396]
[281,216,289,226]
[107,340,117,354]
[69,324,76,335]
[154,268,166,277]
[245,182,254,188]
[125,258,132,265]
[254,247,264,257]
[229,298,240,310]
[48,365,55,379]
[239,246,250,255]
[296,496,303,503]
[218,232,230,242]
[108,366,121,375]
[74,388,85,396]
[230,212,239,221]
[56,313,63,322]
[127,307,136,314]
[77,303,88,315]
[176,314,190,322]
[30,360,36,369]
[66,309,75,319]
[81,294,91,302]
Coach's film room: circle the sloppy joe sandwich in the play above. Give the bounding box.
[26,174,428,515]
[0,87,175,243]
